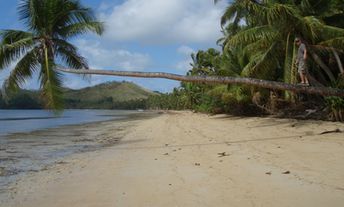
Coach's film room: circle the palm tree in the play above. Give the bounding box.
[0,0,104,110]
[216,0,344,99]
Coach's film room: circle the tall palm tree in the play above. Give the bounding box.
[219,0,344,88]
[0,0,104,110]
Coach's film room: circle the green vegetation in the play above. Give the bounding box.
[0,90,42,109]
[325,96,344,121]
[0,81,155,109]
[146,0,344,120]
[64,81,155,109]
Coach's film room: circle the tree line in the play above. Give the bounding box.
[145,0,344,121]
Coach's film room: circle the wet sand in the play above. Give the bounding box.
[2,111,344,207]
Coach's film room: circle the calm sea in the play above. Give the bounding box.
[0,109,152,196]
[0,109,136,136]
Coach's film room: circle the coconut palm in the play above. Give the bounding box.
[219,0,344,88]
[0,0,104,110]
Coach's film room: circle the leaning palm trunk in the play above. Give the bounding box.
[332,48,344,74]
[310,52,336,82]
[57,68,344,97]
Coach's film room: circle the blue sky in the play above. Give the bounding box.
[0,0,228,92]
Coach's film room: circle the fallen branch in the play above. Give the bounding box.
[319,128,342,135]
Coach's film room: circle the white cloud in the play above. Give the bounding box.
[75,39,151,71]
[176,59,192,72]
[175,45,195,72]
[57,39,153,89]
[177,45,195,56]
[101,0,226,44]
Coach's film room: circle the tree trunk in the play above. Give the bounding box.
[332,48,344,74]
[56,67,344,97]
[310,52,336,82]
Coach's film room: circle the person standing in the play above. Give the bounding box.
[295,37,309,85]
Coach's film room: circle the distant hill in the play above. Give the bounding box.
[0,89,42,109]
[0,81,157,109]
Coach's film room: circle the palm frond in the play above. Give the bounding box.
[244,1,299,25]
[0,30,34,69]
[18,0,46,32]
[241,42,280,79]
[227,25,277,47]
[52,0,104,36]
[2,48,39,95]
[221,2,244,27]
[57,21,104,39]
[241,53,262,77]
[242,38,272,56]
[264,3,299,25]
[320,25,344,40]
[219,50,243,76]
[297,16,323,42]
[55,41,88,69]
[318,37,344,51]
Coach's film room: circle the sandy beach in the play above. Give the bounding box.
[2,111,344,207]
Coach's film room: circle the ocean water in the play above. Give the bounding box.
[0,109,152,194]
[0,109,135,136]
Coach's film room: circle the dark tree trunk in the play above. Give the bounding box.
[310,52,336,82]
[332,48,344,74]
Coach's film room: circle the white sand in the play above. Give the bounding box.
[3,111,344,207]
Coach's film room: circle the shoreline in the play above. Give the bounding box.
[2,111,344,206]
[0,111,160,202]
[0,109,157,136]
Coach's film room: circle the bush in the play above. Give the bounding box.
[325,96,344,122]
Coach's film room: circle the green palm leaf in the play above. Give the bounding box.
[318,37,344,51]
[54,39,88,69]
[241,42,280,79]
[0,30,34,69]
[2,48,40,95]
[18,0,45,32]
[228,26,278,47]
[57,21,104,39]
